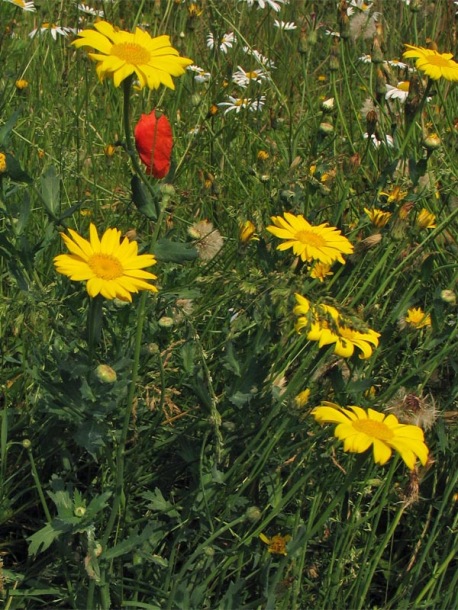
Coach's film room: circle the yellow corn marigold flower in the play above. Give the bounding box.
[266,212,354,265]
[257,150,270,161]
[312,402,429,470]
[54,223,158,302]
[259,533,291,556]
[309,262,333,282]
[72,21,193,90]
[104,144,116,157]
[364,208,392,228]
[294,294,380,359]
[416,208,436,229]
[379,185,408,204]
[239,220,258,243]
[15,79,29,90]
[405,307,432,329]
[0,153,7,173]
[403,44,458,81]
[295,388,311,408]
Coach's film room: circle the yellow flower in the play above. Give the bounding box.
[15,79,29,90]
[416,208,436,229]
[309,262,333,282]
[104,144,116,157]
[379,185,408,204]
[54,223,158,302]
[312,402,429,470]
[239,220,258,243]
[72,21,193,89]
[257,150,270,161]
[364,208,392,228]
[259,533,291,556]
[405,307,431,329]
[294,294,380,359]
[295,388,311,408]
[0,153,7,173]
[266,212,354,265]
[403,44,458,81]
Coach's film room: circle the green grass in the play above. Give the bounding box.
[1,0,458,608]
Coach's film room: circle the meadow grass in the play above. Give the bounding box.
[1,0,458,608]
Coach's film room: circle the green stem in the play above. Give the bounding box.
[397,79,433,160]
[25,443,52,522]
[87,295,104,366]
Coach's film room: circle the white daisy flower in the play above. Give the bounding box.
[358,54,372,64]
[5,0,36,11]
[385,81,410,103]
[384,59,409,70]
[324,29,341,38]
[364,133,395,148]
[273,20,297,30]
[29,23,76,40]
[241,0,288,12]
[206,31,236,53]
[232,66,267,87]
[218,95,266,115]
[77,3,105,17]
[242,46,276,69]
[187,65,211,83]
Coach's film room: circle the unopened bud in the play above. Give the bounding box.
[95,364,117,384]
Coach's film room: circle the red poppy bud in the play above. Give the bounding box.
[134,111,173,179]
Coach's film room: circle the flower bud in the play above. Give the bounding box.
[245,506,262,523]
[95,364,117,384]
[441,289,456,304]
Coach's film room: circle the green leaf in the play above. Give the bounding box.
[102,524,156,560]
[0,110,21,147]
[131,175,160,220]
[5,153,32,183]
[153,238,198,263]
[142,488,180,518]
[40,166,60,217]
[27,520,70,556]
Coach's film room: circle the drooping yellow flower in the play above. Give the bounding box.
[266,212,354,265]
[416,208,436,229]
[364,208,392,228]
[379,185,408,204]
[259,533,291,556]
[405,307,431,329]
[72,21,193,89]
[312,402,429,469]
[54,223,158,302]
[293,294,380,359]
[309,262,333,282]
[403,44,458,81]
[239,220,258,243]
[295,388,311,408]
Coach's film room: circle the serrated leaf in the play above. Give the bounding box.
[142,488,179,517]
[153,238,198,263]
[27,519,71,556]
[102,524,156,560]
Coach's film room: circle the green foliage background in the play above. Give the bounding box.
[0,0,457,608]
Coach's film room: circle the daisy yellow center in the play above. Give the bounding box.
[246,71,258,79]
[426,55,450,67]
[111,42,151,65]
[352,419,393,441]
[295,230,326,247]
[89,254,124,279]
[235,99,246,107]
[398,81,410,91]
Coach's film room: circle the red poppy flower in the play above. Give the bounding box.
[134,111,173,179]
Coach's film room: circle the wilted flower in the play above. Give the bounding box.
[239,220,258,243]
[379,185,408,204]
[385,389,438,431]
[312,402,429,470]
[364,133,395,148]
[188,220,224,261]
[134,111,173,179]
[309,262,333,282]
[364,207,392,227]
[259,533,291,555]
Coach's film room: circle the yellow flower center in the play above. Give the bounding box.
[398,81,410,91]
[352,419,393,441]
[111,42,151,65]
[89,254,123,279]
[295,230,326,247]
[426,55,450,67]
[245,71,258,79]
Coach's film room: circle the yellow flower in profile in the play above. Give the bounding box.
[266,212,354,265]
[403,44,458,81]
[239,220,258,243]
[312,402,429,470]
[364,207,392,228]
[72,21,193,89]
[259,533,291,556]
[54,223,158,302]
[405,307,431,329]
[295,388,311,408]
[309,262,333,282]
[416,208,436,229]
[294,294,380,359]
[379,185,408,204]
[0,153,7,173]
